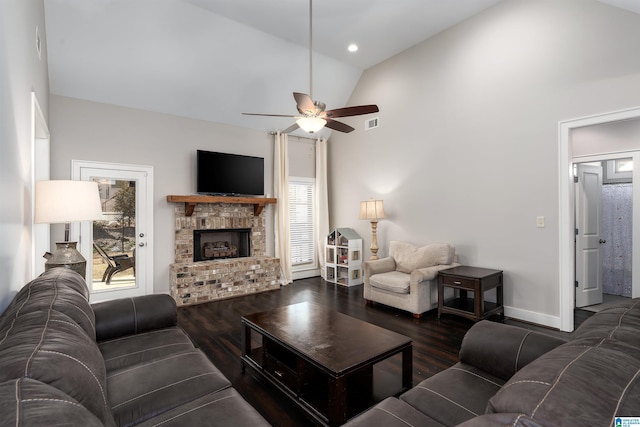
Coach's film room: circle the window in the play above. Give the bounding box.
[289,177,315,268]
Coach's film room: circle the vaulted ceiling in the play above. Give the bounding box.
[44,0,640,138]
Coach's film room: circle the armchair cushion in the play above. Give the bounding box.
[370,271,411,294]
[390,241,454,274]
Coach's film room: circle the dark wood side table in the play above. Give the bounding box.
[437,266,504,322]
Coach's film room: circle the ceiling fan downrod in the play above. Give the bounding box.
[308,0,313,101]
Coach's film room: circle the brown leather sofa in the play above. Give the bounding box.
[0,268,269,426]
[345,299,640,426]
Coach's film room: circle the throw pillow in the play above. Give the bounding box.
[390,241,453,273]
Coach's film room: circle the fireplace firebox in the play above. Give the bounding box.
[193,228,251,262]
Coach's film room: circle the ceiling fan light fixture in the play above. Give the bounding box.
[297,116,326,133]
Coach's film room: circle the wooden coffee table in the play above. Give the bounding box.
[241,302,412,426]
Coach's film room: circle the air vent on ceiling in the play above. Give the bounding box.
[365,117,379,131]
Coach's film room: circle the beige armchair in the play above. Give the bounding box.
[363,241,459,318]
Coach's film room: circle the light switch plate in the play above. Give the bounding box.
[536,216,545,228]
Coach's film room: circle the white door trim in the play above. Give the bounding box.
[559,106,640,332]
[71,160,154,300]
[31,92,50,277]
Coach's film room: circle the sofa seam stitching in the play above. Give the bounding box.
[103,343,193,362]
[111,372,221,409]
[529,342,600,418]
[414,385,479,416]
[609,367,640,426]
[514,331,532,373]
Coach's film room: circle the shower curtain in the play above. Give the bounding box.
[601,183,632,297]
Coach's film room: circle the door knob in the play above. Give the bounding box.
[599,239,606,244]
[139,242,145,247]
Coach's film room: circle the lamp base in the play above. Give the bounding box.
[44,241,87,279]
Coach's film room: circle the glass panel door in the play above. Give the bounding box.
[72,161,153,302]
[92,178,137,290]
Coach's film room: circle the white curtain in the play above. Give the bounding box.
[274,132,292,284]
[315,138,329,278]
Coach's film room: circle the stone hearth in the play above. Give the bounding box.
[168,197,280,306]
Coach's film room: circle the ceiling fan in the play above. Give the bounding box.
[242,0,379,134]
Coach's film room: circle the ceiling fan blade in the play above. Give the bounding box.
[242,112,297,118]
[283,122,300,134]
[325,119,354,133]
[324,104,379,118]
[293,92,316,114]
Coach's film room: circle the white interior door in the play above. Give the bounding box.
[72,161,154,302]
[575,163,604,308]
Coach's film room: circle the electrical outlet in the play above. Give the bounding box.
[536,216,545,228]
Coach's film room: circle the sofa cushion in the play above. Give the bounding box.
[389,241,453,274]
[107,349,232,426]
[369,270,411,294]
[135,387,271,427]
[93,294,178,341]
[99,326,196,372]
[0,268,95,339]
[343,397,445,427]
[0,310,115,426]
[457,412,546,427]
[487,338,640,425]
[0,378,103,427]
[571,299,640,348]
[460,321,567,381]
[400,362,505,426]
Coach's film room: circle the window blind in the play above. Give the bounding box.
[289,179,315,266]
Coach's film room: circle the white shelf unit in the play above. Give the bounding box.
[325,228,363,286]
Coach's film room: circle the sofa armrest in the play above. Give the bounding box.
[363,257,396,283]
[459,320,567,381]
[92,294,177,341]
[410,263,461,283]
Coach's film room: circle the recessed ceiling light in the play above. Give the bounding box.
[348,44,358,53]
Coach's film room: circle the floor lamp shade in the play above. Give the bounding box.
[35,180,103,278]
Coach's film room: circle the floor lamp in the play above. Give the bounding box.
[359,199,386,260]
[35,180,103,279]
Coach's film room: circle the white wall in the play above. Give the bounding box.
[328,0,640,327]
[572,118,640,157]
[0,0,50,312]
[49,95,275,295]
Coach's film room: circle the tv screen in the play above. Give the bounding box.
[196,150,264,196]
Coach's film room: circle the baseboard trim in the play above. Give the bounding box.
[504,305,561,330]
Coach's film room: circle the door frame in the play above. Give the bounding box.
[71,160,154,301]
[559,106,640,332]
[31,92,50,277]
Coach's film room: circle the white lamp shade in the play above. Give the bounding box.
[359,199,386,220]
[35,180,103,224]
[296,117,327,133]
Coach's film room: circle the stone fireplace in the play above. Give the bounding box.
[168,196,280,306]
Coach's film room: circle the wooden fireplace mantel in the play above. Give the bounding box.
[166,195,277,216]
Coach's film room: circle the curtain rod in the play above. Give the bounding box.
[269,131,319,142]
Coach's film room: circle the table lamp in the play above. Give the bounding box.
[35,180,103,278]
[359,199,386,260]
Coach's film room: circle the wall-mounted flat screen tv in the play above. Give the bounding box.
[196,150,264,196]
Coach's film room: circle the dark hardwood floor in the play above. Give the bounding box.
[177,277,588,427]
